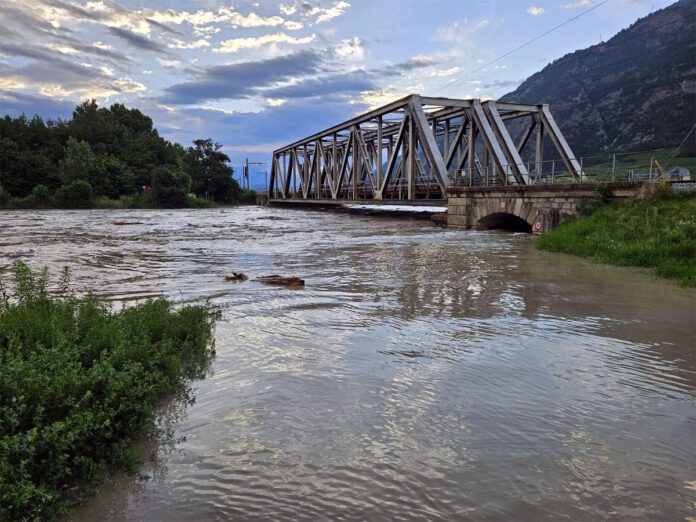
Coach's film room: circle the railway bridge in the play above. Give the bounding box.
[268,94,643,232]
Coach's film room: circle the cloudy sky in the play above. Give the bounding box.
[0,0,673,187]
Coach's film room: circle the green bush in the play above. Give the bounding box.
[186,193,216,208]
[238,189,257,205]
[0,184,10,207]
[0,262,220,519]
[56,180,93,208]
[578,185,613,216]
[31,184,51,207]
[536,191,696,286]
[126,192,157,209]
[150,166,191,208]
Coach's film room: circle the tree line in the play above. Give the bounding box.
[0,100,253,208]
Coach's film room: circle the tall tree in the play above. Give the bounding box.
[184,139,239,203]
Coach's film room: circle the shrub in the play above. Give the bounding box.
[186,193,216,208]
[31,184,50,207]
[578,185,613,216]
[0,262,220,519]
[56,180,93,208]
[0,184,10,207]
[150,166,191,208]
[238,188,257,205]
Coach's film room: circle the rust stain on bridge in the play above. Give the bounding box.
[269,94,582,203]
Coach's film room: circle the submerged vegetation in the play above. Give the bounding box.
[0,262,220,520]
[0,100,255,209]
[535,186,696,286]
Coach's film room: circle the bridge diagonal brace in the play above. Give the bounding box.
[409,96,450,193]
[538,104,582,179]
[377,117,407,199]
[483,101,529,184]
[470,100,515,183]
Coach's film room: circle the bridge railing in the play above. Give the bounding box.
[451,149,692,188]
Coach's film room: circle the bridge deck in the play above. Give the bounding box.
[268,199,447,207]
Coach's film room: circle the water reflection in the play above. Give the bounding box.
[0,207,693,521]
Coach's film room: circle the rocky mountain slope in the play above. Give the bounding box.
[501,0,695,157]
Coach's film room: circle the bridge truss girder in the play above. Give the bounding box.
[270,94,581,201]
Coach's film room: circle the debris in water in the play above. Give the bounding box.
[255,275,305,286]
[224,272,249,281]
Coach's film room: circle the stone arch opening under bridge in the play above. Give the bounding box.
[477,212,533,233]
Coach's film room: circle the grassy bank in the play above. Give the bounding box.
[535,188,696,286]
[0,262,220,519]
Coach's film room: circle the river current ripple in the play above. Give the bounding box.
[1,207,694,521]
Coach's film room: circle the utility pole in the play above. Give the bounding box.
[244,158,265,191]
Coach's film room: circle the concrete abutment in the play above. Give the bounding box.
[446,182,642,233]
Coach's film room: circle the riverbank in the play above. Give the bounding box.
[535,188,696,286]
[0,262,220,520]
[0,188,257,210]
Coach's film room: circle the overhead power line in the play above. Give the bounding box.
[432,0,612,94]
[664,124,696,169]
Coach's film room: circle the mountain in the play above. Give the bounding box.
[501,0,696,158]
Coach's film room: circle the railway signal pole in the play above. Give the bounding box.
[243,158,265,190]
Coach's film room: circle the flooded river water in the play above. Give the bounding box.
[1,207,694,521]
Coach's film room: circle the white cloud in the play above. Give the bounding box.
[563,0,594,8]
[113,78,146,93]
[193,25,221,36]
[157,57,183,68]
[430,66,461,77]
[284,20,304,31]
[148,7,286,29]
[266,98,287,107]
[0,77,27,90]
[359,90,408,110]
[279,3,297,16]
[36,76,145,100]
[527,6,545,16]
[214,33,316,54]
[168,38,210,49]
[316,1,351,23]
[46,43,78,54]
[335,37,364,61]
[92,41,113,51]
[437,19,490,45]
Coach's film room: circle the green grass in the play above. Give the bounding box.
[0,262,220,520]
[535,188,696,286]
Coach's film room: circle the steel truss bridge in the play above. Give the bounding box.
[269,94,582,202]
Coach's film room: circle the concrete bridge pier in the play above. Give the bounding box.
[447,182,642,233]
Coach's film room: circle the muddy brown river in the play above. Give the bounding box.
[1,207,694,521]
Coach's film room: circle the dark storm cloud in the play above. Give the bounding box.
[0,5,131,66]
[107,27,170,54]
[262,71,375,99]
[0,5,76,41]
[0,43,113,84]
[375,56,439,75]
[145,17,181,35]
[0,42,58,62]
[172,95,359,148]
[163,50,323,104]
